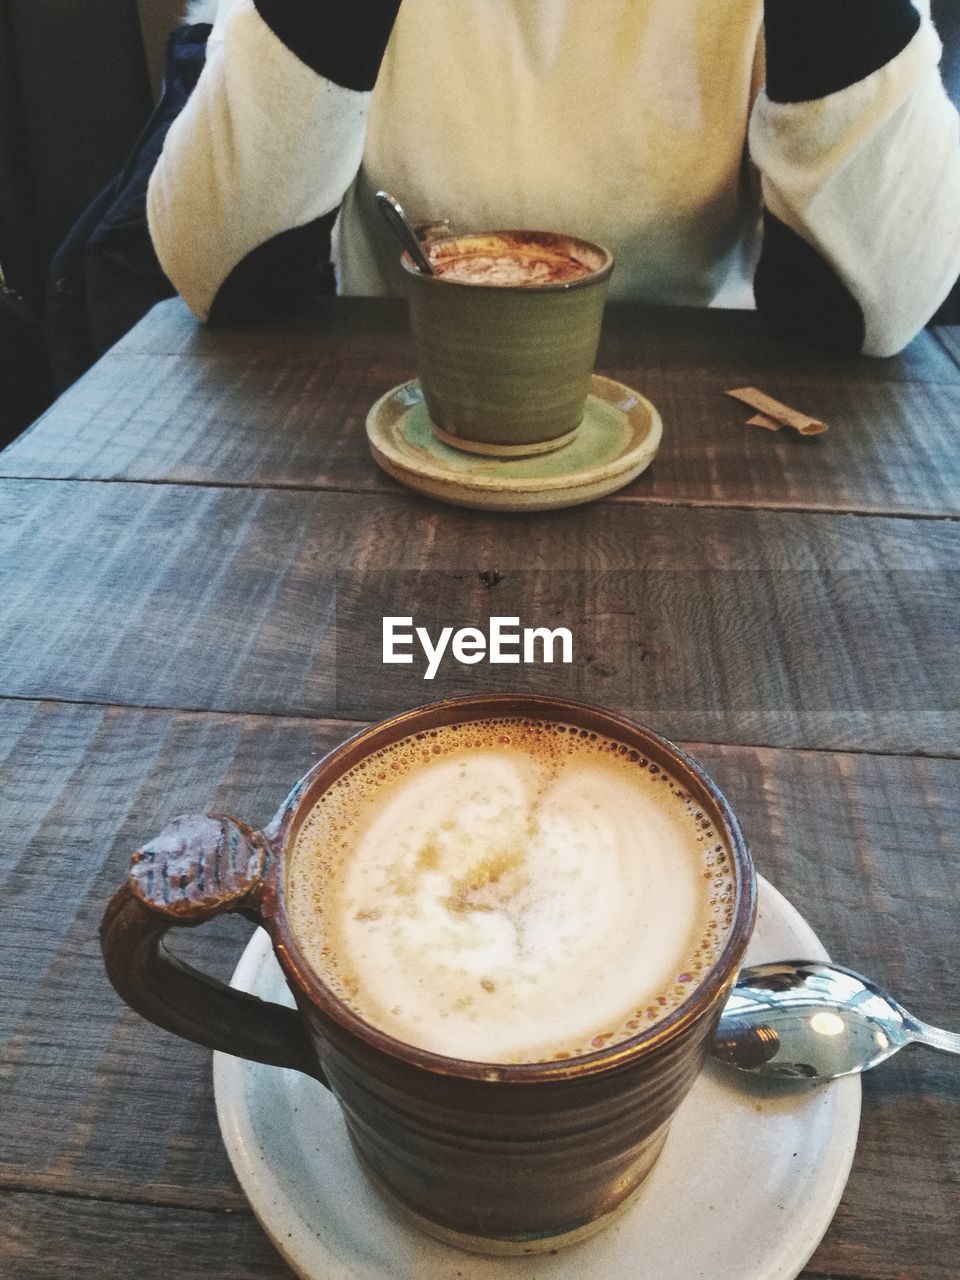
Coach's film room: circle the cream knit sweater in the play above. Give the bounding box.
[150,0,960,355]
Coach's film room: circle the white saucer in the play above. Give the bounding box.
[365,375,662,511]
[214,878,861,1280]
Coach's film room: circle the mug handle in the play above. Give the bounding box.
[99,812,326,1084]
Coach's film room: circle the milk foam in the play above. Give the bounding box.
[431,252,589,286]
[287,719,736,1064]
[427,238,593,287]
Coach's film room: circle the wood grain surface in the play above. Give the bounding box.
[1,480,956,752]
[2,1191,295,1280]
[1,701,957,1279]
[4,300,960,517]
[1,298,957,1280]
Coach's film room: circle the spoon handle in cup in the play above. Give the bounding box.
[375,190,433,273]
[99,812,326,1082]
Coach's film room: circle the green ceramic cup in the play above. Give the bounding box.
[401,230,614,457]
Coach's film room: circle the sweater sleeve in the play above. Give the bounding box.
[752,0,960,356]
[146,0,400,322]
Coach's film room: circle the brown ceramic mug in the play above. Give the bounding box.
[100,694,756,1254]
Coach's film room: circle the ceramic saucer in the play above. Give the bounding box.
[365,375,662,511]
[214,877,861,1280]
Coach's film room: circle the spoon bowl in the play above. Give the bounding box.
[712,960,960,1081]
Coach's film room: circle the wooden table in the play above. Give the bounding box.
[2,297,958,1278]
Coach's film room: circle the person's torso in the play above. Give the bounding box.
[338,0,765,304]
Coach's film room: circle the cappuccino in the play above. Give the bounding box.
[288,717,735,1065]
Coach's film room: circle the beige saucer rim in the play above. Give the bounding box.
[429,420,580,457]
[366,374,663,512]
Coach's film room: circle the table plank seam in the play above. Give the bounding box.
[2,693,957,763]
[0,1182,249,1218]
[0,691,366,734]
[1,471,959,523]
[609,495,960,519]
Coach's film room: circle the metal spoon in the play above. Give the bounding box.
[375,190,433,274]
[711,960,960,1081]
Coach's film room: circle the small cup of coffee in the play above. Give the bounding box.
[101,695,755,1255]
[401,231,614,456]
